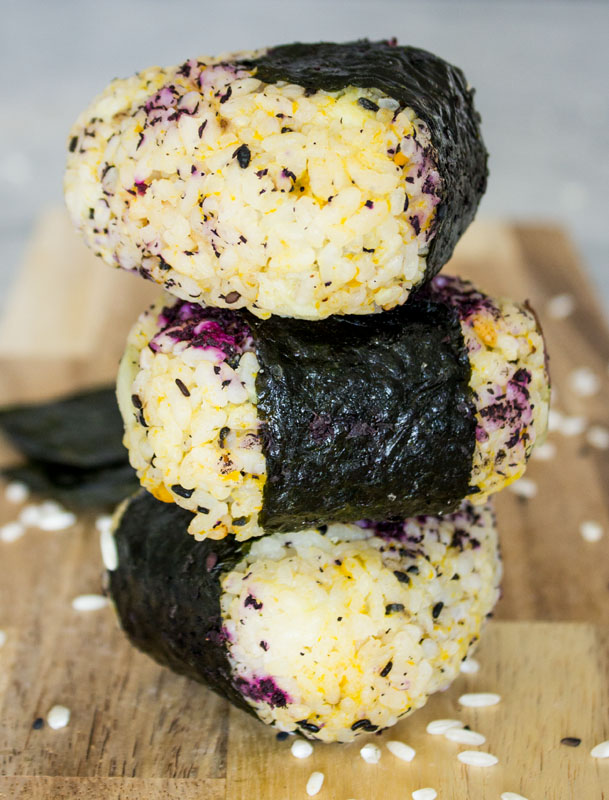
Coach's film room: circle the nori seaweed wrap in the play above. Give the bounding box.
[65,39,487,320]
[0,387,137,507]
[117,275,550,539]
[108,490,501,743]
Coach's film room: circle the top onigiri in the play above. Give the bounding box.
[64,40,488,319]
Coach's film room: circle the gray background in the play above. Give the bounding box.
[1,0,608,312]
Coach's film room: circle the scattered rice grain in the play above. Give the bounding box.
[47,705,70,730]
[457,750,498,766]
[501,793,529,800]
[306,771,324,796]
[0,521,25,543]
[580,521,603,543]
[548,409,564,432]
[290,739,313,759]
[412,790,437,800]
[95,515,113,534]
[71,594,110,612]
[5,481,29,504]
[546,293,574,319]
[586,425,609,450]
[100,526,118,571]
[532,441,556,461]
[0,630,6,648]
[386,740,415,762]
[460,657,480,674]
[445,727,486,745]
[569,367,600,397]
[560,415,587,437]
[426,719,463,735]
[458,692,501,708]
[591,740,609,759]
[508,478,537,499]
[360,742,381,763]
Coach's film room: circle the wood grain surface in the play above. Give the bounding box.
[0,210,608,798]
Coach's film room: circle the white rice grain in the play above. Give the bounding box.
[426,719,464,735]
[569,367,600,397]
[559,415,587,437]
[306,771,324,796]
[532,441,556,461]
[0,521,25,543]
[445,728,486,745]
[586,425,609,450]
[95,515,113,534]
[460,657,480,674]
[412,790,437,800]
[457,750,498,766]
[458,693,501,708]
[591,740,609,758]
[386,740,415,762]
[546,293,575,320]
[360,743,381,764]
[580,521,604,543]
[19,504,43,527]
[71,594,110,612]
[47,705,71,730]
[290,739,313,759]
[5,481,29,504]
[100,527,118,571]
[548,409,564,432]
[508,478,537,500]
[501,793,529,800]
[38,504,76,531]
[0,630,6,648]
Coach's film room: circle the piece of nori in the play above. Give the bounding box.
[238,40,488,280]
[250,300,476,531]
[2,461,138,509]
[0,386,126,469]
[109,490,255,716]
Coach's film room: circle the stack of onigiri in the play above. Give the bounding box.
[65,40,550,743]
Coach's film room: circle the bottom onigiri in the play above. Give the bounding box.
[108,492,501,743]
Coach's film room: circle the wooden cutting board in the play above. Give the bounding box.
[0,211,608,799]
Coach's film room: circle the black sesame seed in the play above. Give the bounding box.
[260,640,269,650]
[175,378,190,397]
[197,506,210,514]
[297,720,320,733]
[358,97,379,112]
[88,207,94,219]
[219,426,230,447]
[233,516,248,526]
[171,484,194,499]
[385,603,405,615]
[561,737,582,747]
[407,565,419,574]
[224,290,241,303]
[131,394,143,409]
[32,717,44,730]
[432,602,444,620]
[69,136,78,152]
[220,86,232,104]
[276,731,289,741]
[233,144,251,168]
[365,199,374,209]
[351,718,372,731]
[380,661,393,677]
[393,570,410,584]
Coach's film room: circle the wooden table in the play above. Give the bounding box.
[0,212,608,798]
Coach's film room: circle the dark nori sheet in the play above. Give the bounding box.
[250,300,476,531]
[110,490,255,716]
[2,461,138,509]
[238,39,488,280]
[0,386,126,469]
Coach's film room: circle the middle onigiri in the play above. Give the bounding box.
[117,275,550,540]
